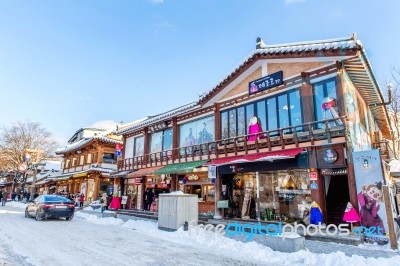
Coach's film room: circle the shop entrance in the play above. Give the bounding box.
[325,175,350,225]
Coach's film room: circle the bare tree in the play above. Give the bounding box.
[388,68,400,159]
[0,120,59,171]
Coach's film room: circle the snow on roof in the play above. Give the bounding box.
[116,102,198,135]
[198,35,359,103]
[55,135,122,155]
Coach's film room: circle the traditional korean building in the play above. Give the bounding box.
[115,33,394,225]
[54,128,122,204]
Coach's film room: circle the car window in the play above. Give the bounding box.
[34,196,43,203]
[44,195,71,203]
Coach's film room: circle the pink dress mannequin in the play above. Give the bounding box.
[247,116,265,141]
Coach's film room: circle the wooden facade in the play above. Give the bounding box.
[116,35,393,222]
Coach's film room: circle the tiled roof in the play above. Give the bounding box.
[55,136,122,155]
[116,102,198,135]
[198,35,359,103]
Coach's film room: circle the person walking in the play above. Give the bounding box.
[0,190,3,206]
[2,190,9,206]
[79,193,85,208]
[100,193,107,213]
[144,189,154,211]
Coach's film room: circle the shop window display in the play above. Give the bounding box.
[226,170,311,222]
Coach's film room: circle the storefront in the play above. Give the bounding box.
[182,172,215,214]
[125,166,165,210]
[154,160,210,213]
[210,148,310,221]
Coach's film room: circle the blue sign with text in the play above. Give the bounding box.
[249,71,283,95]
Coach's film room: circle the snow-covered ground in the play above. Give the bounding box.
[0,201,399,266]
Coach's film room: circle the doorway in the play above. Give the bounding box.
[325,175,350,225]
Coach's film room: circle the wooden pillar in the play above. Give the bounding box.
[213,174,222,219]
[309,148,326,221]
[214,103,220,140]
[93,175,100,200]
[143,127,150,165]
[346,151,359,212]
[172,117,179,161]
[300,72,314,125]
[335,63,346,118]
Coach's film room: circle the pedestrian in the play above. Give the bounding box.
[144,189,154,211]
[0,190,3,206]
[79,193,84,208]
[11,191,16,201]
[33,192,39,199]
[100,193,107,213]
[26,192,31,201]
[2,190,9,206]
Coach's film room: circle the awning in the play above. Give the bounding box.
[109,170,131,178]
[205,148,304,166]
[127,166,165,178]
[154,160,209,175]
[53,174,73,181]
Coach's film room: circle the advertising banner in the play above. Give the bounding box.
[352,149,389,244]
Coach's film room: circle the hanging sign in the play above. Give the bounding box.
[309,172,318,181]
[310,182,318,190]
[135,178,142,185]
[208,165,217,179]
[248,71,283,95]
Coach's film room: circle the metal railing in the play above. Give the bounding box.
[118,116,346,171]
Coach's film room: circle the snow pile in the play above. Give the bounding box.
[167,191,187,195]
[75,212,124,226]
[76,213,400,265]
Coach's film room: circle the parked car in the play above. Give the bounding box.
[25,195,75,221]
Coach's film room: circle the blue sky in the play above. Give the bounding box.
[0,0,399,145]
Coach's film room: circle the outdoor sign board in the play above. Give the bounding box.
[248,71,283,95]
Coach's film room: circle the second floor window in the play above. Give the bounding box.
[149,128,173,153]
[220,89,303,139]
[313,78,338,128]
[103,153,116,164]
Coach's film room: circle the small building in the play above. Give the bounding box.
[54,128,122,204]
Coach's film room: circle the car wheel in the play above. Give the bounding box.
[35,211,42,221]
[66,215,74,221]
[25,209,29,218]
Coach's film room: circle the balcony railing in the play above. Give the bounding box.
[118,117,346,171]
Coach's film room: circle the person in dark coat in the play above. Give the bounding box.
[144,189,154,211]
[2,190,9,206]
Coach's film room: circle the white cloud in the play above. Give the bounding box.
[150,0,164,4]
[87,120,118,131]
[284,0,306,4]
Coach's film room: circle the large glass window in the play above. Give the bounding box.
[150,131,163,153]
[237,107,246,137]
[179,116,215,147]
[256,101,266,132]
[220,89,302,138]
[278,94,289,129]
[313,78,338,128]
[289,90,302,128]
[134,136,144,156]
[229,109,237,138]
[221,112,229,139]
[162,128,173,151]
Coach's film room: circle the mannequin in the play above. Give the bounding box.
[247,115,265,141]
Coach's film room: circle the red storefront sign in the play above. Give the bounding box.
[309,172,318,181]
[135,178,142,185]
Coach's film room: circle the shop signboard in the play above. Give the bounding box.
[352,149,389,245]
[310,182,318,190]
[248,71,283,95]
[121,196,128,205]
[309,172,317,181]
[208,165,217,179]
[135,178,142,185]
